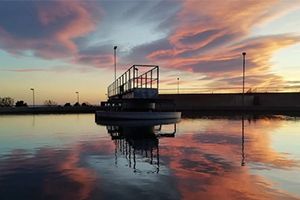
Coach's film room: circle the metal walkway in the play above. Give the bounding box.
[107,65,159,99]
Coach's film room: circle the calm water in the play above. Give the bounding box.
[0,114,300,200]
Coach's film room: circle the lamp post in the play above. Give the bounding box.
[76,91,79,103]
[177,78,179,94]
[242,52,246,107]
[30,88,35,107]
[114,46,117,81]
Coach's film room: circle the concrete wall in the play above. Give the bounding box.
[159,94,254,107]
[253,93,300,106]
[159,93,300,109]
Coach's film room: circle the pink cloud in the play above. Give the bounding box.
[143,0,300,88]
[0,1,100,59]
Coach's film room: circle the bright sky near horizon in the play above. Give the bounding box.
[0,0,300,105]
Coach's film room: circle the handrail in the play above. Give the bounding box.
[107,65,159,98]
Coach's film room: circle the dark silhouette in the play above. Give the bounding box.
[242,52,246,107]
[82,102,91,107]
[44,100,58,107]
[0,97,14,107]
[96,119,178,174]
[15,100,28,107]
[73,102,80,107]
[64,103,72,107]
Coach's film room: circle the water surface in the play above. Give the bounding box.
[0,114,299,199]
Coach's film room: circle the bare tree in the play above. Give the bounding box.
[44,100,58,107]
[0,97,14,107]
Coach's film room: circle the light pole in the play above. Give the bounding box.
[242,52,246,107]
[76,91,79,103]
[30,88,35,107]
[177,78,179,94]
[114,46,117,81]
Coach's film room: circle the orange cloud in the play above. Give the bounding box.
[145,0,300,89]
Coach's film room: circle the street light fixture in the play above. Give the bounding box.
[30,88,35,107]
[76,91,79,103]
[242,52,246,107]
[114,46,117,81]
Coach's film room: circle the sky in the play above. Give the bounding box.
[0,0,300,105]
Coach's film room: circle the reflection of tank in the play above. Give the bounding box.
[96,118,179,173]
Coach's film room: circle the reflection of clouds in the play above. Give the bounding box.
[160,117,300,199]
[1,116,300,199]
[0,149,93,199]
[0,139,114,200]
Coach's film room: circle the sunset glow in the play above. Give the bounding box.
[1,0,300,104]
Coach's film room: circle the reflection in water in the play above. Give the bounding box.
[32,114,35,127]
[242,114,245,166]
[100,119,178,174]
[0,114,300,200]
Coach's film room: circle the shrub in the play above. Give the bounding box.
[82,102,91,107]
[74,102,80,107]
[15,100,28,107]
[64,103,71,107]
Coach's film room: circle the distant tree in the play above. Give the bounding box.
[15,100,28,107]
[44,100,58,107]
[82,101,91,107]
[64,103,71,107]
[0,97,14,107]
[74,102,80,107]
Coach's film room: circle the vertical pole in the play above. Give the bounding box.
[136,67,139,88]
[114,46,117,81]
[157,66,159,90]
[30,88,35,107]
[150,70,153,88]
[114,49,116,81]
[76,92,79,103]
[33,90,35,107]
[177,77,179,94]
[129,68,131,89]
[242,52,246,107]
[145,73,148,88]
[133,67,135,88]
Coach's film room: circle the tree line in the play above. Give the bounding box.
[0,97,92,107]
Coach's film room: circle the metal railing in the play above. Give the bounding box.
[107,65,159,98]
